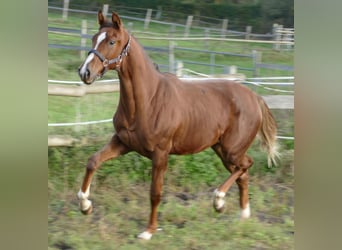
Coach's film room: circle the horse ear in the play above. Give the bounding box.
[98,10,105,26]
[111,12,122,30]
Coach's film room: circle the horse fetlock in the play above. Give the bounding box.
[77,188,90,200]
[213,189,226,212]
[77,188,93,214]
[240,203,251,219]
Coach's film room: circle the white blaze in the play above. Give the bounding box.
[79,32,107,75]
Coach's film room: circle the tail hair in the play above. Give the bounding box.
[258,96,280,167]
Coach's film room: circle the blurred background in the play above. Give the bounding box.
[48,1,294,249]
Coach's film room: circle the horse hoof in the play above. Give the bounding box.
[137,231,152,240]
[213,189,226,213]
[213,198,226,213]
[81,204,93,215]
[213,204,225,213]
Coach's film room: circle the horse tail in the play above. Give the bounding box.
[257,96,280,167]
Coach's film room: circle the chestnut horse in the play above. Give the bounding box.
[77,11,279,240]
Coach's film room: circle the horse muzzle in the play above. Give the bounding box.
[78,66,97,85]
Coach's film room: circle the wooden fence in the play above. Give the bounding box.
[48,25,293,76]
[49,3,294,49]
[48,76,294,147]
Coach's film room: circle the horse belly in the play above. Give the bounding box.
[171,130,219,155]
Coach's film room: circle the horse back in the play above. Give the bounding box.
[159,77,261,154]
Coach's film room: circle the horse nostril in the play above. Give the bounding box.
[86,69,90,78]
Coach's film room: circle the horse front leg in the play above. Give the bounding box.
[138,149,168,240]
[77,134,129,214]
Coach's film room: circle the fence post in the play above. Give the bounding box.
[80,20,87,60]
[102,4,109,17]
[252,50,262,77]
[221,19,228,38]
[273,23,280,50]
[156,6,162,19]
[169,23,176,38]
[184,15,193,37]
[227,65,237,75]
[176,61,183,77]
[278,25,283,50]
[144,9,153,30]
[127,22,133,34]
[204,28,209,50]
[210,53,215,75]
[62,0,70,21]
[169,41,176,73]
[245,26,252,40]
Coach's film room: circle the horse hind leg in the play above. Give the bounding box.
[212,144,253,218]
[236,171,251,219]
[77,135,129,214]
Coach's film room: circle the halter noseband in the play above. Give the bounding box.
[88,35,131,70]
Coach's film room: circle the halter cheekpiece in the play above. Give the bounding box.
[88,35,131,69]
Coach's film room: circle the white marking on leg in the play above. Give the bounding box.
[77,186,92,211]
[79,32,107,75]
[241,202,251,219]
[213,189,226,210]
[77,185,90,200]
[214,189,226,198]
[137,231,152,240]
[80,199,92,211]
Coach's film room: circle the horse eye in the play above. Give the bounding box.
[109,40,115,45]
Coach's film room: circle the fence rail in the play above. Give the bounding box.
[49,4,294,44]
[48,76,294,109]
[48,25,293,76]
[48,75,294,147]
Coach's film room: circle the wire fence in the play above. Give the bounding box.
[48,5,294,145]
[48,75,294,145]
[48,3,294,42]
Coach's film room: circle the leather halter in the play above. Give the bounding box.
[88,35,131,70]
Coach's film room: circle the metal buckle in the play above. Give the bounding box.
[103,59,109,67]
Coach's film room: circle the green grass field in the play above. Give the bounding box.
[48,10,294,249]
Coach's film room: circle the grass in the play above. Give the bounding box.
[48,144,294,249]
[48,11,294,250]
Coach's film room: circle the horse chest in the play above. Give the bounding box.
[116,127,154,156]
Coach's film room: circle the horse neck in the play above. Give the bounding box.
[117,37,159,119]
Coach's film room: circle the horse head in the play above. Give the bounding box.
[78,11,131,84]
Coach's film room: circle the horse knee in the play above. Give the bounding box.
[86,155,98,171]
[240,155,253,169]
[231,155,253,171]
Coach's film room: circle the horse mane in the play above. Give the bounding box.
[99,21,114,29]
